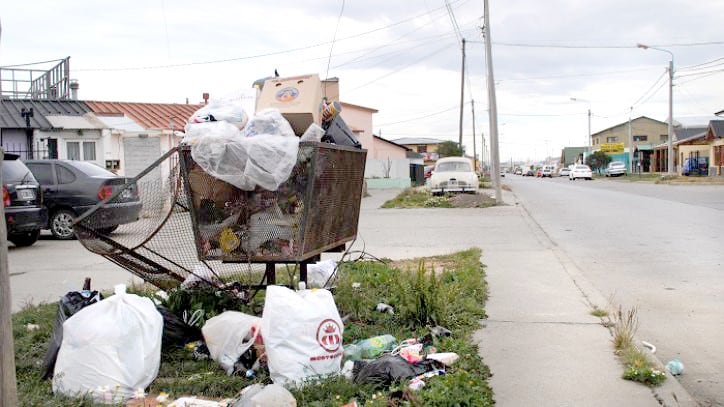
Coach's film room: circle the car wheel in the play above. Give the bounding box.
[8,230,40,247]
[50,209,77,240]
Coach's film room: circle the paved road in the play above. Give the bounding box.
[506,175,724,406]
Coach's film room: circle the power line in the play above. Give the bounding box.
[72,0,467,73]
[677,56,724,71]
[629,70,667,107]
[325,0,346,82]
[498,66,659,82]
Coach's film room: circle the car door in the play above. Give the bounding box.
[25,162,59,210]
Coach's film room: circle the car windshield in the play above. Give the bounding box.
[436,161,471,172]
[2,159,36,183]
[609,162,624,167]
[67,161,117,177]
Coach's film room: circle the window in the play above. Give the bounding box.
[417,145,427,153]
[26,163,54,185]
[56,165,76,184]
[660,135,668,142]
[66,140,97,161]
[606,136,618,143]
[633,135,648,142]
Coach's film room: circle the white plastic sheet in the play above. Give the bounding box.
[185,109,299,191]
[189,98,249,129]
[261,286,344,387]
[202,311,261,375]
[52,284,163,404]
[307,259,336,288]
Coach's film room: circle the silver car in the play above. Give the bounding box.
[605,161,627,177]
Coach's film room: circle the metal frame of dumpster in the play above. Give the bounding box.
[73,141,366,292]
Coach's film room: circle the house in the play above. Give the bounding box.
[389,137,446,165]
[0,99,95,161]
[590,116,668,173]
[560,146,587,167]
[706,120,724,176]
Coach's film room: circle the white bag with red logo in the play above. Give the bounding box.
[261,285,344,387]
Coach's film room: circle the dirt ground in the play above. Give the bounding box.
[447,192,497,208]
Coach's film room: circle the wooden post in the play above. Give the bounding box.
[0,148,19,406]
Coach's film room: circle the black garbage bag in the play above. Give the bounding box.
[156,305,203,351]
[353,354,434,386]
[42,290,103,379]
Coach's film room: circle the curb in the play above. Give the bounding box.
[506,188,700,407]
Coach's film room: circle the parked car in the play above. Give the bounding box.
[2,154,46,247]
[558,166,571,177]
[514,168,523,175]
[24,160,142,239]
[541,165,555,178]
[536,168,543,177]
[569,164,593,180]
[682,157,708,176]
[524,169,535,176]
[604,161,627,177]
[429,157,478,195]
[499,170,506,178]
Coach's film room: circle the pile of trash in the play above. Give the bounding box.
[43,275,459,406]
[181,74,363,261]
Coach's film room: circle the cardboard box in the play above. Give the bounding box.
[256,74,322,136]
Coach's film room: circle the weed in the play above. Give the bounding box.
[610,304,639,351]
[590,306,608,318]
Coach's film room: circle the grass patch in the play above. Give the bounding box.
[13,249,493,406]
[607,303,665,387]
[382,188,496,209]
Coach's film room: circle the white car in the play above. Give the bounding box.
[429,157,478,195]
[558,166,571,177]
[569,164,593,181]
[604,161,627,177]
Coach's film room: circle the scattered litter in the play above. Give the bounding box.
[408,377,425,391]
[666,359,684,375]
[641,340,656,353]
[344,334,397,361]
[168,396,234,407]
[426,352,460,366]
[397,343,424,364]
[42,284,103,379]
[233,383,296,406]
[261,286,344,387]
[351,282,361,289]
[26,323,39,331]
[375,303,394,315]
[202,311,261,375]
[157,304,202,351]
[188,97,249,129]
[352,354,434,386]
[52,284,163,403]
[307,259,336,288]
[430,326,452,338]
[300,123,325,143]
[341,360,355,380]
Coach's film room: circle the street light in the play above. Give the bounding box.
[637,43,674,174]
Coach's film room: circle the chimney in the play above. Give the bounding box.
[70,79,79,100]
[202,93,209,105]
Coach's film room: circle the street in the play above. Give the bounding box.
[506,175,724,406]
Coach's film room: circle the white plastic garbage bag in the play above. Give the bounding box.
[185,112,300,191]
[52,284,163,404]
[189,98,249,129]
[261,286,344,387]
[307,259,336,288]
[202,311,261,375]
[243,108,295,138]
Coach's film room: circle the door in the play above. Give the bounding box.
[25,162,58,209]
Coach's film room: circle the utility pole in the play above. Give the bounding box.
[471,99,477,173]
[0,16,19,407]
[628,106,633,173]
[667,60,674,174]
[458,38,466,153]
[483,0,502,203]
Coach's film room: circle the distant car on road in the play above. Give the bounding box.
[2,154,46,247]
[569,164,593,181]
[24,160,142,239]
[558,166,571,177]
[524,169,535,176]
[429,157,478,195]
[514,168,523,175]
[605,161,627,177]
[541,165,555,178]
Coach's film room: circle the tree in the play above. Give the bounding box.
[437,141,465,158]
[585,151,611,173]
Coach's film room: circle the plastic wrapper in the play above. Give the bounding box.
[186,118,299,191]
[352,355,433,386]
[202,311,261,375]
[189,99,249,129]
[243,108,295,138]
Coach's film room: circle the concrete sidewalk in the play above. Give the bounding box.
[351,189,693,406]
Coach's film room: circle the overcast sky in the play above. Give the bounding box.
[1,0,723,162]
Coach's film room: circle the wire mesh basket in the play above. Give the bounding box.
[74,141,366,290]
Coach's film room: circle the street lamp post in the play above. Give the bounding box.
[638,43,674,174]
[570,97,591,162]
